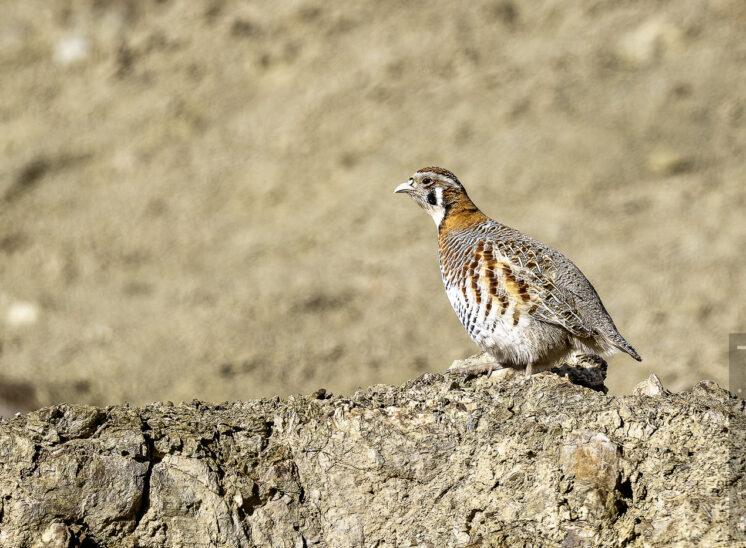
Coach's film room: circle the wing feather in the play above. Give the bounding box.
[482,223,593,337]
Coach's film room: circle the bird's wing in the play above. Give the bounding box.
[484,231,593,338]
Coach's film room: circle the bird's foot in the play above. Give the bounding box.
[446,362,503,377]
[445,352,503,378]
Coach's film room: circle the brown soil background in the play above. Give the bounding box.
[1,1,744,412]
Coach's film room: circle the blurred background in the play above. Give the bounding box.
[0,0,744,414]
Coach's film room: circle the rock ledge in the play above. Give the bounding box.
[0,373,743,547]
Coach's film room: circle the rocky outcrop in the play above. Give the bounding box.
[0,372,742,547]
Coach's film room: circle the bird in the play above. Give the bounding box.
[394,166,641,377]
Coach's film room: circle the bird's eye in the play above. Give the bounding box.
[422,178,432,186]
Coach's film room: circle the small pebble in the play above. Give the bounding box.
[4,301,39,328]
[54,35,89,65]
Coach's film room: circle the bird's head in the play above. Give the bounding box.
[394,167,473,228]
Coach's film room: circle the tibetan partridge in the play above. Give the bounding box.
[395,167,641,376]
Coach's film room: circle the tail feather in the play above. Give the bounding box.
[608,335,641,362]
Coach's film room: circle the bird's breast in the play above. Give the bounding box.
[439,239,539,350]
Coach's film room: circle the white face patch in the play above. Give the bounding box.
[429,186,445,227]
[407,170,457,228]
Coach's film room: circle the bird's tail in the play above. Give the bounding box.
[605,332,642,362]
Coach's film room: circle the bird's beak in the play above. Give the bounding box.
[394,180,414,194]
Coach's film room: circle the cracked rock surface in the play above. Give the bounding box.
[0,373,743,547]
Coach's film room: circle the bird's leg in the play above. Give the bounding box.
[445,352,503,377]
[524,362,533,377]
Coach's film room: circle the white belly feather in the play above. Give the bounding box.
[443,280,539,366]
